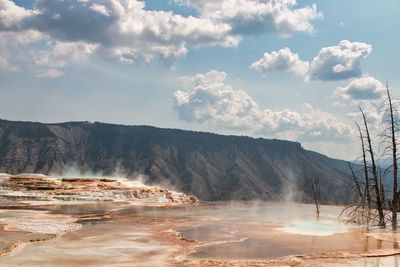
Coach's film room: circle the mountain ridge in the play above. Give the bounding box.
[0,119,352,203]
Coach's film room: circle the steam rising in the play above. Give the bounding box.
[281,169,302,203]
[48,161,150,187]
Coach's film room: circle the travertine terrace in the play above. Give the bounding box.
[0,173,198,206]
[0,173,198,263]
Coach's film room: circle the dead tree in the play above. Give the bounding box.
[387,82,398,229]
[311,176,321,216]
[348,162,363,200]
[342,83,400,228]
[341,160,373,225]
[360,108,386,226]
[381,83,399,229]
[355,122,371,208]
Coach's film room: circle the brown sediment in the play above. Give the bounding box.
[181,248,400,266]
[0,235,56,258]
[76,213,113,222]
[0,225,56,258]
[177,250,400,267]
[151,224,201,266]
[0,209,83,259]
[178,259,302,267]
[0,215,197,266]
[170,239,400,267]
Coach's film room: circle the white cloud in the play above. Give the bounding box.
[175,0,322,36]
[0,0,35,30]
[252,40,373,82]
[334,76,385,102]
[0,30,45,72]
[174,70,351,141]
[89,4,111,17]
[0,0,321,76]
[31,41,98,77]
[309,40,372,81]
[334,76,386,123]
[250,47,309,79]
[0,0,236,75]
[0,28,96,77]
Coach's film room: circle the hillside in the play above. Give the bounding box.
[0,119,352,202]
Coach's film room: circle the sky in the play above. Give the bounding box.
[0,0,399,160]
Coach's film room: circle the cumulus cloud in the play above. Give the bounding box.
[0,0,234,75]
[25,0,236,47]
[250,40,372,81]
[334,76,386,123]
[32,41,98,77]
[0,30,45,72]
[89,3,111,17]
[0,28,96,76]
[174,70,351,141]
[0,0,321,76]
[309,40,372,81]
[175,0,322,36]
[250,47,309,79]
[251,40,373,81]
[250,41,382,128]
[0,0,35,30]
[334,76,385,102]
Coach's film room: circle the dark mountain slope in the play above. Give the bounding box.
[0,119,352,202]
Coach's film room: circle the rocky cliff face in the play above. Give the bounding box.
[0,119,352,202]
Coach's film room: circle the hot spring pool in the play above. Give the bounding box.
[282,219,348,236]
[1,201,399,266]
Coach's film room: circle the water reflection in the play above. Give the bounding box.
[169,202,400,260]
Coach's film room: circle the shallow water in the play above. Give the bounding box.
[1,201,399,266]
[282,219,348,236]
[167,202,396,260]
[0,221,175,267]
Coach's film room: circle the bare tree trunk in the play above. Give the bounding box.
[356,122,371,209]
[311,176,321,216]
[360,108,385,227]
[348,162,363,200]
[386,84,398,229]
